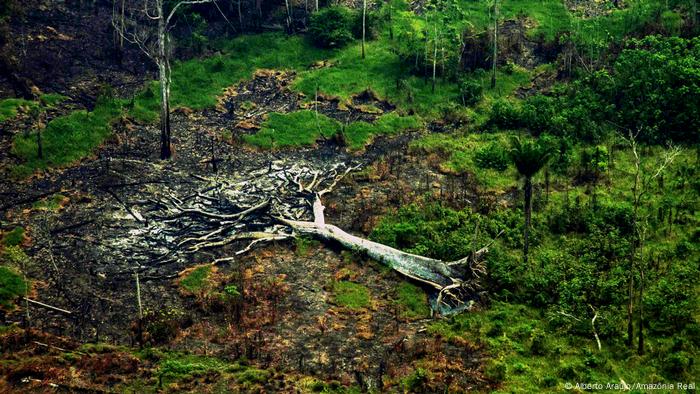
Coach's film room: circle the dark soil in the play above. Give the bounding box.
[0,64,495,391]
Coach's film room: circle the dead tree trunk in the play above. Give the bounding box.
[119,161,489,314]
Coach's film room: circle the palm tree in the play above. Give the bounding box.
[510,137,551,263]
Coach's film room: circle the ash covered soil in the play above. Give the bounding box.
[0,67,496,392]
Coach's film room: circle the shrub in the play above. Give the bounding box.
[489,99,522,129]
[403,368,429,391]
[460,79,483,106]
[0,265,27,309]
[529,328,549,355]
[1,227,25,247]
[308,6,355,48]
[484,359,507,381]
[474,142,509,171]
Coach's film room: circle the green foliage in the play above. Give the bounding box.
[331,281,371,310]
[459,79,483,106]
[243,110,341,149]
[484,359,507,381]
[0,265,27,309]
[644,239,700,334]
[1,226,25,247]
[295,236,319,256]
[660,10,682,35]
[132,33,329,121]
[224,284,241,299]
[180,265,212,293]
[370,201,512,261]
[578,145,608,181]
[351,9,380,41]
[474,142,509,171]
[394,282,430,319]
[12,94,122,176]
[488,99,522,130]
[343,113,422,150]
[402,367,429,391]
[309,6,355,48]
[611,36,700,143]
[32,193,68,212]
[0,98,37,122]
[509,137,552,179]
[391,0,471,81]
[500,36,700,144]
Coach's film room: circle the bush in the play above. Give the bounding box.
[1,226,25,247]
[403,367,429,391]
[0,265,27,309]
[529,328,549,355]
[484,359,507,381]
[459,79,483,106]
[308,6,355,48]
[474,142,509,171]
[489,99,522,129]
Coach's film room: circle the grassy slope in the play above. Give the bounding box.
[11,96,121,177]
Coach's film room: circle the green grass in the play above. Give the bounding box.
[293,40,464,117]
[32,193,68,212]
[1,227,25,247]
[0,266,27,310]
[39,93,68,107]
[344,113,423,150]
[0,98,37,122]
[457,0,572,40]
[179,265,212,293]
[394,282,430,319]
[11,96,122,177]
[151,351,269,388]
[243,110,341,149]
[130,33,331,121]
[332,281,371,310]
[0,94,66,122]
[410,132,520,191]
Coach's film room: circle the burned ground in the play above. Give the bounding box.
[0,66,495,392]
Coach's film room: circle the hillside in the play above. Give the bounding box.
[0,0,698,392]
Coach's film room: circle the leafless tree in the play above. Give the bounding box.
[113,0,217,159]
[623,129,681,353]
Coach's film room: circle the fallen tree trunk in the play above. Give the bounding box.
[279,192,486,312]
[119,161,488,313]
[283,218,460,289]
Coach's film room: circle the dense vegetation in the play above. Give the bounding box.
[0,0,698,391]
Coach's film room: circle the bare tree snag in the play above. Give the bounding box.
[113,0,218,159]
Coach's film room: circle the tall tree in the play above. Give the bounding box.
[510,137,551,263]
[624,129,681,353]
[114,0,216,159]
[491,0,498,88]
[361,0,367,59]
